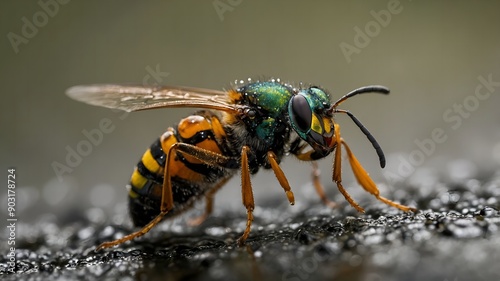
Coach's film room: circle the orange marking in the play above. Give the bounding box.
[182,138,221,165]
[227,89,243,103]
[178,115,211,139]
[211,116,227,139]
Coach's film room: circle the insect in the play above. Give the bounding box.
[66,78,416,250]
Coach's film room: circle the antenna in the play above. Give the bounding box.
[329,86,390,168]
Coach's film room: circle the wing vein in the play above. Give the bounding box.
[66,84,239,113]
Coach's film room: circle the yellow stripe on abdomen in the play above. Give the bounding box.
[142,149,162,174]
[130,168,148,189]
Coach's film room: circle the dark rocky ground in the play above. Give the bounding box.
[1,167,500,281]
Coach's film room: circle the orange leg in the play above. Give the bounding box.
[267,151,295,205]
[237,146,255,246]
[341,139,417,212]
[332,123,416,212]
[311,161,337,208]
[332,124,365,213]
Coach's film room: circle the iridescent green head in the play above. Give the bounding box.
[288,86,335,155]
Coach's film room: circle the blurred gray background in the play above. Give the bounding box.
[1,1,500,220]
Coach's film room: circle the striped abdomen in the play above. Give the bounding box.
[127,111,236,227]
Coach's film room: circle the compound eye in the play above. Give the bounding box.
[290,94,312,132]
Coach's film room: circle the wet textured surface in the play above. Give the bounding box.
[2,170,500,281]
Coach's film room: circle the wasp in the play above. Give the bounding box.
[66,78,416,250]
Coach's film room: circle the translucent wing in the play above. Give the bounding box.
[66,84,238,113]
